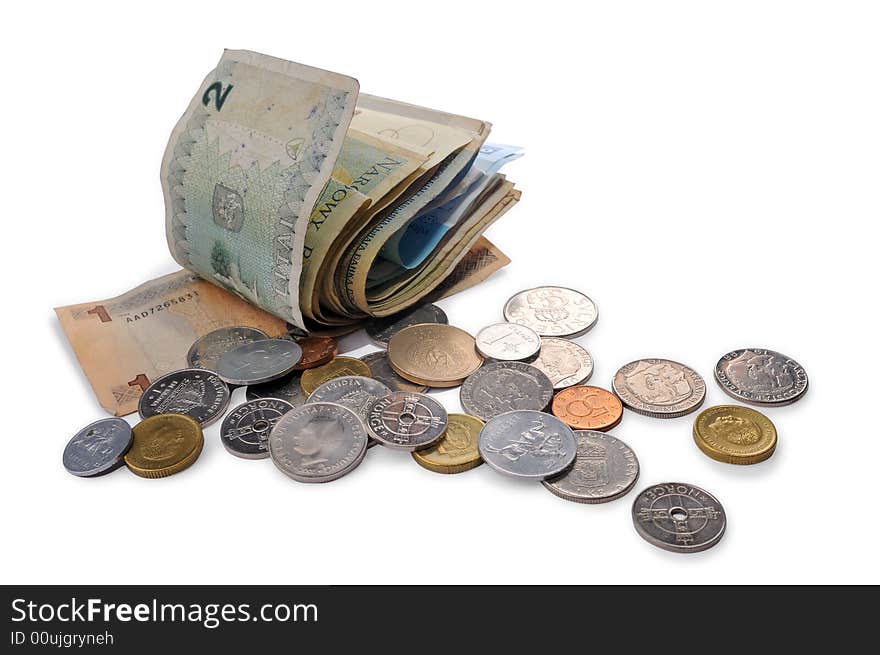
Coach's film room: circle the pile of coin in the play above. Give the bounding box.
[63,285,808,554]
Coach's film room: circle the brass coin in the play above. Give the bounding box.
[300,356,372,396]
[294,336,338,370]
[124,414,204,478]
[692,405,777,465]
[412,414,484,474]
[387,324,483,387]
[551,386,623,431]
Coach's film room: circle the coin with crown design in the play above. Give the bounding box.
[138,368,230,427]
[542,431,639,503]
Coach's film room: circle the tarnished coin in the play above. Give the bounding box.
[186,326,269,371]
[503,286,598,337]
[530,337,594,389]
[612,359,706,418]
[220,398,295,460]
[551,386,623,431]
[474,323,542,362]
[124,414,204,479]
[412,414,484,474]
[366,392,448,451]
[215,338,303,386]
[542,431,639,503]
[693,405,777,465]
[300,356,372,396]
[63,418,133,477]
[360,351,428,393]
[294,336,338,370]
[460,361,554,421]
[246,372,308,407]
[387,324,483,387]
[138,369,230,427]
[632,482,726,553]
[269,402,368,483]
[478,410,577,480]
[365,303,448,347]
[307,376,391,442]
[714,348,808,406]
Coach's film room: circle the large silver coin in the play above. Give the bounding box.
[246,371,308,407]
[186,326,269,371]
[220,398,294,460]
[632,482,726,553]
[460,361,554,421]
[360,351,428,393]
[365,392,448,451]
[364,303,448,347]
[138,369,230,427]
[714,348,808,406]
[474,322,542,361]
[612,359,706,418]
[503,286,598,337]
[63,418,133,477]
[542,431,639,503]
[478,410,577,480]
[269,402,368,483]
[530,337,594,389]
[215,338,303,386]
[307,375,391,449]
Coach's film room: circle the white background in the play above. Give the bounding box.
[3,1,877,584]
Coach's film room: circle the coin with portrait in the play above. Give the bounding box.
[412,414,484,474]
[693,405,777,465]
[612,358,705,418]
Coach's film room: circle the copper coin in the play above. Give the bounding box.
[294,336,338,370]
[551,385,623,431]
[386,323,483,387]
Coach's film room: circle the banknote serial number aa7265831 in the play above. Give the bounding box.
[124,291,201,323]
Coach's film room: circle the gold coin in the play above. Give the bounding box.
[693,404,777,465]
[124,414,204,478]
[387,324,483,387]
[412,413,484,474]
[300,356,372,396]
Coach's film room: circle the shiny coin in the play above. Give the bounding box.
[551,386,623,431]
[294,336,338,370]
[542,431,639,503]
[220,398,295,460]
[411,414,484,474]
[300,356,372,396]
[308,375,391,449]
[124,414,204,479]
[365,303,448,347]
[269,402,368,483]
[714,348,808,406]
[246,371,308,407]
[366,392,448,451]
[186,326,269,371]
[474,322,541,361]
[530,337,594,389]
[360,351,428,393]
[215,338,303,386]
[612,359,706,418]
[460,361,554,421]
[63,418,133,477]
[503,286,598,337]
[693,405,777,465]
[478,410,577,480]
[387,324,483,387]
[138,368,230,427]
[632,482,726,553]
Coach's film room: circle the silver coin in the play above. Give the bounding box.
[138,368,230,426]
[307,375,391,449]
[360,351,428,393]
[612,358,706,418]
[474,322,542,361]
[530,337,594,389]
[542,431,639,503]
[714,348,808,406]
[460,361,554,421]
[215,338,303,386]
[632,482,726,553]
[246,371,308,407]
[365,392,448,451]
[186,326,269,371]
[269,402,368,483]
[63,418,133,477]
[478,410,577,480]
[364,303,448,347]
[220,398,295,460]
[503,286,598,337]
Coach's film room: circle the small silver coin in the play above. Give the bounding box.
[63,418,133,477]
[138,368,230,427]
[474,322,542,361]
[307,375,391,449]
[460,361,554,421]
[365,392,448,451]
[632,482,726,553]
[220,398,295,460]
[215,338,303,386]
[503,286,598,337]
[186,326,269,371]
[612,358,706,418]
[542,431,639,503]
[478,410,577,480]
[364,303,448,347]
[246,371,308,407]
[530,337,594,389]
[269,402,368,483]
[360,351,428,393]
[714,348,808,406]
